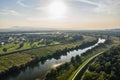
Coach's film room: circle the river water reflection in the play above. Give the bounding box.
[8,38,105,80]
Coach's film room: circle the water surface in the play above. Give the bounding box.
[7,38,105,80]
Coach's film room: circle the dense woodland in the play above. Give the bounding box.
[83,45,120,80]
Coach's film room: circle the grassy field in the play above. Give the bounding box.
[0,36,95,73]
[0,42,44,54]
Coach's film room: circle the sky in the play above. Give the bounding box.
[0,0,120,30]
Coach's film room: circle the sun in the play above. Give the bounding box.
[48,1,67,19]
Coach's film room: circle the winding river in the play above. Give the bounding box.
[6,38,105,80]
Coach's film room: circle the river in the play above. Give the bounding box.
[6,38,105,80]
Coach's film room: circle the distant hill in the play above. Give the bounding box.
[0,27,120,32]
[111,28,120,31]
[108,28,120,32]
[0,26,55,32]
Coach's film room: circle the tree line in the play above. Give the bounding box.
[83,45,120,80]
[45,39,109,80]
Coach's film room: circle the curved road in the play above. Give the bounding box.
[71,51,104,80]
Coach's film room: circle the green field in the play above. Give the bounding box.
[0,36,95,73]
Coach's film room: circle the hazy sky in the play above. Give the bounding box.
[0,0,120,30]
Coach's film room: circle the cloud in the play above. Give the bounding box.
[78,0,99,6]
[27,16,53,21]
[36,6,47,11]
[17,0,30,7]
[94,0,120,15]
[78,0,120,15]
[0,9,22,16]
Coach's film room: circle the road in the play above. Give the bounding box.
[71,51,104,80]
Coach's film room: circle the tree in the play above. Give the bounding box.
[84,45,120,80]
[98,71,107,80]
[89,64,95,72]
[3,48,7,52]
[19,43,24,48]
[45,69,57,80]
[71,57,75,64]
[75,55,81,63]
[83,72,98,80]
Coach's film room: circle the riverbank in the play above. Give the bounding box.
[44,38,118,80]
[82,44,120,80]
[44,38,106,80]
[0,37,97,80]
[69,37,119,80]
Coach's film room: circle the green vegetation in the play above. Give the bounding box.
[69,37,119,80]
[0,42,81,73]
[45,40,108,80]
[82,45,120,80]
[2,48,7,52]
[0,33,84,55]
[0,35,95,75]
[0,30,119,80]
[45,55,82,80]
[45,35,119,80]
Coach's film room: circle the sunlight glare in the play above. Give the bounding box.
[48,1,67,19]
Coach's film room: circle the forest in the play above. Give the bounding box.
[83,45,120,80]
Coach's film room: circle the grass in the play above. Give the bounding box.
[0,42,31,54]
[0,35,95,55]
[0,53,32,72]
[0,38,93,73]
